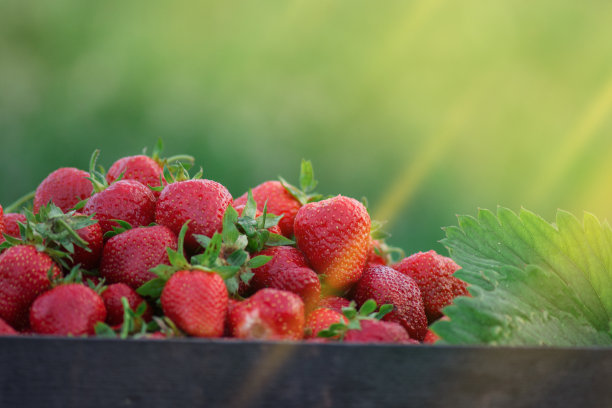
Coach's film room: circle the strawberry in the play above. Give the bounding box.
[234,160,322,238]
[393,250,468,323]
[304,307,348,339]
[69,213,103,270]
[106,139,194,196]
[344,319,413,344]
[294,195,371,290]
[366,238,387,266]
[233,181,301,238]
[155,179,233,252]
[229,288,305,340]
[29,283,106,336]
[0,213,26,245]
[33,167,93,213]
[0,316,18,335]
[100,225,178,290]
[233,204,281,235]
[0,245,61,329]
[83,179,156,236]
[161,270,228,337]
[351,264,428,341]
[423,328,440,344]
[318,296,351,313]
[101,283,152,326]
[248,246,320,311]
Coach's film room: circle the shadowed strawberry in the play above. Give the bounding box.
[102,283,152,326]
[100,224,178,290]
[315,299,413,344]
[106,139,194,197]
[0,316,18,336]
[345,319,414,344]
[294,195,371,291]
[155,179,233,252]
[304,307,348,339]
[29,283,106,336]
[0,213,26,246]
[318,296,351,313]
[233,160,322,238]
[423,328,440,344]
[33,167,93,213]
[68,213,103,270]
[393,250,468,323]
[247,246,319,310]
[229,288,305,340]
[352,264,428,341]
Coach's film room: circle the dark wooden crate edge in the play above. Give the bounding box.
[1,337,611,408]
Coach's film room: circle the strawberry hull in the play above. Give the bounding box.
[0,337,610,408]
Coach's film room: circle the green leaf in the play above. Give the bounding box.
[243,190,258,220]
[247,255,272,269]
[434,207,612,346]
[137,278,167,299]
[265,233,295,247]
[299,159,318,193]
[359,299,377,316]
[94,322,117,338]
[226,249,248,267]
[222,206,240,245]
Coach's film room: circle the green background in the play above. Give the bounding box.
[2,0,612,255]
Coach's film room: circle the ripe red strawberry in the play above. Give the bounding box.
[0,245,61,328]
[248,246,319,310]
[155,179,233,252]
[318,296,351,313]
[423,329,440,344]
[101,283,152,326]
[344,319,414,344]
[304,307,348,339]
[229,288,305,340]
[352,264,428,341]
[29,283,106,336]
[33,167,93,213]
[100,225,178,290]
[68,213,103,270]
[0,213,26,245]
[0,316,18,335]
[294,195,371,290]
[233,181,301,237]
[83,179,156,235]
[106,155,164,192]
[161,270,228,337]
[393,250,468,323]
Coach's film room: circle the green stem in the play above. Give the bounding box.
[165,154,195,164]
[5,190,35,212]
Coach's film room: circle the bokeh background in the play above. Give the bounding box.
[1,0,612,255]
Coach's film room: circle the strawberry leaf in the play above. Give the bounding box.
[433,208,612,346]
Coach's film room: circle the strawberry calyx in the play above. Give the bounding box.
[147,138,195,173]
[102,219,135,240]
[95,297,165,339]
[150,162,204,193]
[279,159,324,206]
[0,203,98,270]
[317,299,393,341]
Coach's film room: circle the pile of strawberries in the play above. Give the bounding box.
[0,141,468,343]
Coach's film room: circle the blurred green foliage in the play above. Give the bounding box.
[1,0,612,255]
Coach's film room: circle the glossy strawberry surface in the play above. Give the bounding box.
[294,195,371,290]
[33,167,93,213]
[344,319,413,344]
[305,307,347,339]
[83,179,156,235]
[161,270,228,338]
[100,225,177,290]
[29,283,106,336]
[69,214,103,270]
[155,179,233,252]
[229,288,305,340]
[233,181,301,237]
[106,155,164,193]
[0,245,61,329]
[393,250,468,323]
[352,264,428,341]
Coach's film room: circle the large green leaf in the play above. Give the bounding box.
[432,207,612,346]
